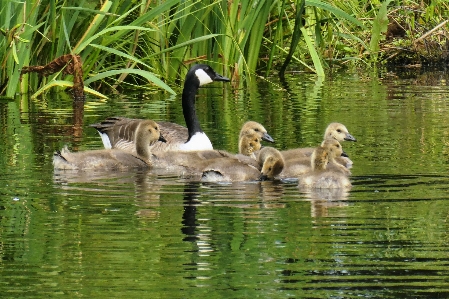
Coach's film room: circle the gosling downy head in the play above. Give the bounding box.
[258,147,285,180]
[310,146,329,171]
[312,139,351,175]
[323,123,356,142]
[134,120,167,158]
[322,139,344,160]
[239,121,275,143]
[300,139,352,190]
[311,139,346,170]
[239,133,262,158]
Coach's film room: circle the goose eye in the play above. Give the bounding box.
[254,128,259,132]
[337,129,342,133]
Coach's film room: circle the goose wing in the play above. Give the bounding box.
[150,121,189,153]
[90,117,141,153]
[91,117,193,154]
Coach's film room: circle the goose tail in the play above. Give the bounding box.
[53,146,75,169]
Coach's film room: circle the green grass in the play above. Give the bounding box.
[1,0,448,98]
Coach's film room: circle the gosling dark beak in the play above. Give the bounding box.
[262,132,275,143]
[258,174,269,181]
[341,151,349,158]
[158,134,167,143]
[345,133,357,142]
[213,72,231,82]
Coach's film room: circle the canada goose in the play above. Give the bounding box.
[279,142,351,179]
[53,120,166,170]
[281,122,356,160]
[90,64,230,154]
[201,146,285,182]
[153,131,263,172]
[298,139,352,189]
[239,121,275,143]
[151,121,271,172]
[235,121,275,160]
[277,156,312,179]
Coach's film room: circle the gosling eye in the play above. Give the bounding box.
[254,128,259,132]
[337,129,342,133]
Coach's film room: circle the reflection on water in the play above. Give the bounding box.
[1,69,449,297]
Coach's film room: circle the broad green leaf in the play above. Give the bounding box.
[370,0,391,60]
[301,27,325,77]
[89,44,152,69]
[85,69,176,94]
[31,80,108,99]
[75,26,156,53]
[147,34,221,58]
[306,0,366,29]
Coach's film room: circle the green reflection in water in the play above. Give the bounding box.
[1,70,449,298]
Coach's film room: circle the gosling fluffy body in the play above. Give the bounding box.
[53,120,165,170]
[298,139,352,189]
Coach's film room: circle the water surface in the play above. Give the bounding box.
[1,69,449,298]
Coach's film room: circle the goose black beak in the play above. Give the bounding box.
[341,151,349,158]
[213,72,231,82]
[159,134,167,143]
[258,174,269,181]
[262,132,275,143]
[344,133,357,142]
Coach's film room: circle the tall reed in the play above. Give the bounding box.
[1,0,448,98]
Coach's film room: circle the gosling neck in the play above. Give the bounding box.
[135,133,151,161]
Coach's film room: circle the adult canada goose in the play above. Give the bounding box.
[90,64,230,154]
[281,122,356,168]
[298,139,352,189]
[201,146,285,182]
[53,120,166,170]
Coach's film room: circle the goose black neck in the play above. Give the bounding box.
[182,78,203,140]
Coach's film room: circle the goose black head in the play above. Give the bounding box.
[188,64,230,87]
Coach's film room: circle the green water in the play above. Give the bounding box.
[1,69,449,298]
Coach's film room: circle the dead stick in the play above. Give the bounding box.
[414,19,449,44]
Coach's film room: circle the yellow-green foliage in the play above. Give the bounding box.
[1,0,448,98]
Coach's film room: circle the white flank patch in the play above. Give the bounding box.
[195,69,213,86]
[179,132,213,151]
[98,132,112,149]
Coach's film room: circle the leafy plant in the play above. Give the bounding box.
[1,0,448,98]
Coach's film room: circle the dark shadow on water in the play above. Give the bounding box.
[181,182,201,242]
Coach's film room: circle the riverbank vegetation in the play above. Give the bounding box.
[1,0,448,99]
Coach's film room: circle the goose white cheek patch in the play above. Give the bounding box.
[179,132,213,151]
[195,69,213,86]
